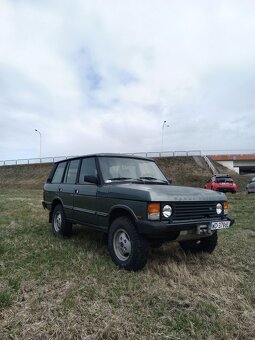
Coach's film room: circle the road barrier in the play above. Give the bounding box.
[0,149,255,166]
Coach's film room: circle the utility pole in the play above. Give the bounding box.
[34,129,42,161]
[161,121,169,152]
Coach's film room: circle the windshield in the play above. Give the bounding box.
[98,157,168,183]
[216,177,233,183]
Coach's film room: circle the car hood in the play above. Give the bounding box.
[102,183,227,202]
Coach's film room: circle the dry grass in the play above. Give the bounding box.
[0,163,51,189]
[0,187,254,339]
[0,158,254,339]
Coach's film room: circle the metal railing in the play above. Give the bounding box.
[0,149,255,167]
[0,150,203,166]
[0,156,78,166]
[202,154,217,175]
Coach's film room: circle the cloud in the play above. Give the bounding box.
[0,0,255,160]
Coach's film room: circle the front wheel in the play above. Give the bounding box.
[179,232,218,254]
[108,217,149,271]
[52,204,72,237]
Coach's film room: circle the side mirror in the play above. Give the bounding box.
[84,175,98,185]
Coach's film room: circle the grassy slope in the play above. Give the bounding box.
[0,158,254,339]
[0,163,51,189]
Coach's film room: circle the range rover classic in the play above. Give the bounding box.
[42,154,234,271]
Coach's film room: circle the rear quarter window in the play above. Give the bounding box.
[51,162,67,184]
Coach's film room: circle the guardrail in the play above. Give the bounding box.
[0,149,255,166]
[0,156,78,166]
[0,151,203,166]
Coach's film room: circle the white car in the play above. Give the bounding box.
[246,177,255,194]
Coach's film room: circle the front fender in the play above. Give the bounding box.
[108,204,138,227]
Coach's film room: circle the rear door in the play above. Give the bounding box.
[73,157,98,225]
[58,159,80,219]
[46,161,68,205]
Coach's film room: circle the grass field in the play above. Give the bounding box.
[0,188,254,339]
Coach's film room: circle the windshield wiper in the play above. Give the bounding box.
[139,176,168,183]
[107,177,132,181]
[139,176,157,180]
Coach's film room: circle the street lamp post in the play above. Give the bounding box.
[161,121,169,152]
[34,129,42,161]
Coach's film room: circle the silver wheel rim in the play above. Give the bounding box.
[54,211,62,232]
[113,228,131,261]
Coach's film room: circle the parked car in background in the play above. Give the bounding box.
[246,177,255,193]
[204,174,237,194]
[43,154,234,271]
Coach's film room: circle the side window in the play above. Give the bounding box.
[79,157,97,184]
[65,159,80,184]
[51,162,67,184]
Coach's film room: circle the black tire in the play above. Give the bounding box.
[52,204,72,237]
[179,231,218,254]
[108,216,149,271]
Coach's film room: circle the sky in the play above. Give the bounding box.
[0,0,255,161]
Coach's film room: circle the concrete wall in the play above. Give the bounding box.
[216,160,239,174]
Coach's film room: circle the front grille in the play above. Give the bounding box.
[171,201,220,221]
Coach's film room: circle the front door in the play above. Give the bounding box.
[73,157,98,225]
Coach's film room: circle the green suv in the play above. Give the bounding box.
[42,154,234,271]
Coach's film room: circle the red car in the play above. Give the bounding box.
[204,174,237,194]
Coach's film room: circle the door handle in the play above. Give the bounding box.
[74,189,79,194]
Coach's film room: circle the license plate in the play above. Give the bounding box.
[211,221,231,230]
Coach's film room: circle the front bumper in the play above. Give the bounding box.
[136,217,235,236]
[42,201,51,210]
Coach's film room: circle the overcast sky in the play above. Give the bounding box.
[0,0,255,160]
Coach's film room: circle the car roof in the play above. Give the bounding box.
[214,174,231,178]
[54,153,154,164]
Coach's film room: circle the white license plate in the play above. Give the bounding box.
[211,221,231,230]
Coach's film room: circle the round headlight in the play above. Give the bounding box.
[162,205,172,218]
[216,203,222,215]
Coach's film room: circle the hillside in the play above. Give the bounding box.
[0,156,250,190]
[0,163,51,189]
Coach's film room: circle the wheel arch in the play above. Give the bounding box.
[108,206,137,230]
[49,198,63,223]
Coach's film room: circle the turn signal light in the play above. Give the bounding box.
[224,202,229,215]
[147,203,160,220]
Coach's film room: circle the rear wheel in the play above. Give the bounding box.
[179,232,218,254]
[52,204,72,237]
[108,216,148,271]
